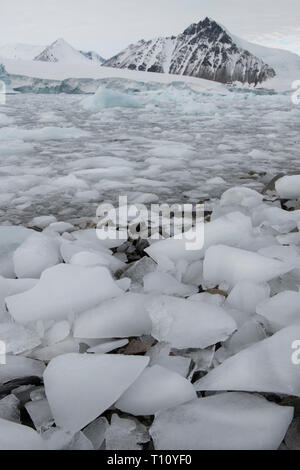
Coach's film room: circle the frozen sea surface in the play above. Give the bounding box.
[0,81,299,224]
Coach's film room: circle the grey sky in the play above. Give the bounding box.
[1,0,300,58]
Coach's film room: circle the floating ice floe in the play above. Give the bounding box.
[275,175,300,199]
[195,325,300,396]
[256,290,300,332]
[203,245,292,287]
[13,233,62,278]
[6,264,123,323]
[0,126,89,142]
[74,293,152,339]
[81,87,141,111]
[150,393,293,450]
[43,353,149,432]
[115,365,196,416]
[148,295,237,349]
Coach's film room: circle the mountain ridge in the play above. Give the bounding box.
[104,17,276,85]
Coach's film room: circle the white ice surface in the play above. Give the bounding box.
[43,353,149,432]
[150,392,293,450]
[115,365,196,416]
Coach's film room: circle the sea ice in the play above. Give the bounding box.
[0,355,45,384]
[6,264,123,323]
[225,280,270,314]
[148,295,236,349]
[0,395,20,423]
[81,87,141,110]
[275,175,300,199]
[203,245,292,287]
[220,187,263,208]
[13,232,62,278]
[25,398,54,432]
[145,212,254,264]
[105,414,149,451]
[150,392,293,450]
[0,323,41,354]
[195,325,300,396]
[115,365,196,416]
[256,291,300,332]
[87,339,129,354]
[143,271,198,297]
[0,418,46,450]
[74,293,152,339]
[43,353,149,432]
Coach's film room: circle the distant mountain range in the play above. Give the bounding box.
[104,17,276,85]
[1,18,300,88]
[0,39,105,65]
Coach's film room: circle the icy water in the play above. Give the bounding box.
[0,85,299,225]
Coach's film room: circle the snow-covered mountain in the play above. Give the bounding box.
[80,50,105,64]
[104,17,276,85]
[35,38,90,64]
[0,43,45,61]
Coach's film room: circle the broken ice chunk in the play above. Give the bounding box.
[0,323,41,354]
[105,414,149,450]
[6,264,123,323]
[116,365,196,415]
[87,339,129,354]
[220,187,263,208]
[195,325,300,396]
[83,417,109,450]
[25,398,54,432]
[74,293,152,339]
[0,395,20,423]
[43,353,149,432]
[225,281,270,314]
[148,295,236,349]
[204,245,292,287]
[143,271,198,297]
[0,355,45,384]
[44,321,71,346]
[275,175,300,199]
[256,291,300,333]
[150,392,293,450]
[0,418,46,450]
[145,212,254,264]
[13,233,62,278]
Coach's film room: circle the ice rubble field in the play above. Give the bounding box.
[0,80,299,224]
[1,81,300,450]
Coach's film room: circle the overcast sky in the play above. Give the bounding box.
[1,0,300,58]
